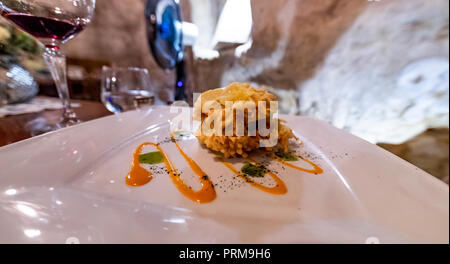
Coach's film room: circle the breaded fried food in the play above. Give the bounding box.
[193,83,297,158]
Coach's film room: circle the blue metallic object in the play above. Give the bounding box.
[145,0,197,101]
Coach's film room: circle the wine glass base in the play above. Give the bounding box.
[25,118,58,137]
[57,117,81,128]
[25,116,81,137]
[29,124,58,137]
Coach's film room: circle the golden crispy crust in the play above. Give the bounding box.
[194,83,297,157]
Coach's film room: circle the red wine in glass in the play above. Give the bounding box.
[2,12,86,48]
[0,0,96,130]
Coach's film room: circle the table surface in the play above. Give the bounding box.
[0,99,112,148]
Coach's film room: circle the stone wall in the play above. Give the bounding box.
[209,0,449,145]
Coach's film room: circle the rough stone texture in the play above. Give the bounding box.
[221,0,368,89]
[295,0,449,144]
[215,0,449,145]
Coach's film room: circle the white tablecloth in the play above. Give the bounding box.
[0,96,80,118]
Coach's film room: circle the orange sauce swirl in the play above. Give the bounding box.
[126,143,154,186]
[171,136,216,203]
[126,140,216,203]
[126,132,320,203]
[220,158,287,195]
[272,154,323,175]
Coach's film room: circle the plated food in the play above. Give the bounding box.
[193,82,297,158]
[126,83,323,203]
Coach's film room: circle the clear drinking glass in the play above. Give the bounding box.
[0,0,96,128]
[101,66,155,114]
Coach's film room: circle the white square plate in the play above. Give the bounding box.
[0,106,448,243]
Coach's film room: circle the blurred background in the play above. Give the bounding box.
[0,0,448,182]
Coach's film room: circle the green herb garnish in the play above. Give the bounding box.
[174,131,190,137]
[139,151,164,164]
[275,150,298,161]
[241,163,266,177]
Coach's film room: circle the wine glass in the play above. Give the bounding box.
[0,0,96,128]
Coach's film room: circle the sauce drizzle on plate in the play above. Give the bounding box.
[272,154,323,175]
[126,140,216,203]
[171,135,217,203]
[126,133,323,203]
[126,143,153,186]
[220,158,288,195]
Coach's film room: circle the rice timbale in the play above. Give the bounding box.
[193,83,297,158]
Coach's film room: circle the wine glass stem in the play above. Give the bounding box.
[43,46,79,126]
